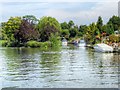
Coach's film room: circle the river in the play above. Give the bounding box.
[0,45,119,88]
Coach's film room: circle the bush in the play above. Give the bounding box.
[109,34,119,43]
[41,41,51,48]
[49,33,61,48]
[0,40,8,47]
[26,41,40,47]
[26,40,51,48]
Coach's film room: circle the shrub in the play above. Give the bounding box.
[0,40,8,47]
[109,34,119,43]
[26,40,51,48]
[26,41,40,47]
[49,33,61,48]
[41,41,51,48]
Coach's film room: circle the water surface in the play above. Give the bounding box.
[0,46,119,88]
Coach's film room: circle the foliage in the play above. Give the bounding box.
[26,40,40,47]
[107,15,120,31]
[23,15,38,25]
[37,16,61,42]
[0,40,8,47]
[69,27,78,38]
[68,20,74,28]
[109,34,119,43]
[106,23,114,35]
[102,24,114,36]
[85,23,99,44]
[78,25,87,37]
[1,17,22,43]
[26,34,61,48]
[14,19,40,44]
[49,33,61,48]
[0,28,2,40]
[1,30,7,40]
[26,40,50,48]
[1,15,120,47]
[97,16,103,33]
[61,22,69,29]
[61,29,70,39]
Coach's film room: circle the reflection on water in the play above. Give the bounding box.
[0,46,119,88]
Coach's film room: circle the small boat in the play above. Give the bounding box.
[78,40,86,47]
[62,38,67,46]
[94,43,113,53]
[73,40,79,46]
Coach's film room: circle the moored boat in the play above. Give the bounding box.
[78,40,86,47]
[62,38,67,46]
[94,43,113,53]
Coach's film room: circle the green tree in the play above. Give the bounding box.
[106,23,114,35]
[0,28,2,40]
[85,23,99,44]
[49,33,61,48]
[69,27,78,38]
[61,22,69,29]
[107,15,120,31]
[1,17,22,43]
[61,29,70,39]
[68,20,74,28]
[78,25,87,37]
[23,15,38,25]
[102,25,108,33]
[14,19,40,44]
[37,16,61,42]
[97,16,103,33]
[1,22,7,40]
[102,24,114,35]
[109,34,119,43]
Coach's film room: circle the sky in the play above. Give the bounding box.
[0,0,119,25]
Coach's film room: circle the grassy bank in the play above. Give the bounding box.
[0,39,61,50]
[25,41,51,48]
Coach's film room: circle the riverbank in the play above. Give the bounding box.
[86,43,120,53]
[1,39,120,53]
[0,40,62,51]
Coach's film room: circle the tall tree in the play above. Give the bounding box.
[107,15,120,31]
[78,25,87,37]
[61,22,69,29]
[102,24,114,35]
[106,23,114,35]
[14,19,40,44]
[37,16,61,42]
[1,17,22,43]
[97,16,103,33]
[85,23,99,44]
[68,20,74,28]
[61,29,70,39]
[23,15,38,25]
[69,27,78,38]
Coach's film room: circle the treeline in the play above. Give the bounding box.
[0,15,120,47]
[60,16,120,44]
[0,15,61,47]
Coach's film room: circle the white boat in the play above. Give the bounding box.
[94,43,113,53]
[78,40,86,47]
[62,38,67,46]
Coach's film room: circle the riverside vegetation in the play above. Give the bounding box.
[0,15,120,48]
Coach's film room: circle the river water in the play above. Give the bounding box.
[0,46,119,88]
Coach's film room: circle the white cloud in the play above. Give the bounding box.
[45,2,118,25]
[0,1,118,25]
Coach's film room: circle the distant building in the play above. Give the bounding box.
[119,1,120,17]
